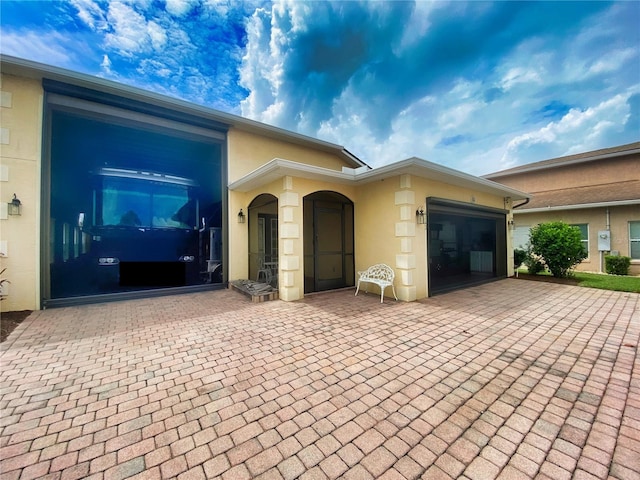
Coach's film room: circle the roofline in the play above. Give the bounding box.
[485,142,640,179]
[230,156,530,201]
[514,199,640,214]
[228,159,358,191]
[356,157,530,200]
[0,55,368,169]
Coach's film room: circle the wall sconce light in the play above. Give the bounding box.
[416,206,426,225]
[237,208,246,224]
[508,218,515,229]
[7,194,21,216]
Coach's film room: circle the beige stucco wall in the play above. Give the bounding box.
[514,205,640,275]
[0,74,43,311]
[227,128,350,183]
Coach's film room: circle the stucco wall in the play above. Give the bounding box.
[514,205,640,275]
[227,128,350,183]
[0,74,43,311]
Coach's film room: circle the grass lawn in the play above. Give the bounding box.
[573,272,640,293]
[517,268,640,293]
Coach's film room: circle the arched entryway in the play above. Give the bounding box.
[303,191,354,293]
[248,194,279,286]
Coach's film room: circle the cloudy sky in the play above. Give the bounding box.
[2,1,638,175]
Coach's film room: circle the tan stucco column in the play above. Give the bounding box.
[394,174,418,301]
[279,176,302,301]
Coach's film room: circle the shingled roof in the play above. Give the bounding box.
[485,141,640,179]
[523,180,640,210]
[485,142,640,211]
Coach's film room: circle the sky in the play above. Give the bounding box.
[1,0,639,175]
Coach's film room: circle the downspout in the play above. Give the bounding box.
[513,198,530,209]
[601,207,611,273]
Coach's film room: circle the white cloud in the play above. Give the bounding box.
[100,54,113,75]
[502,93,633,164]
[588,48,637,75]
[70,0,108,31]
[104,2,151,56]
[0,29,88,68]
[165,0,192,17]
[500,67,542,91]
[147,20,168,50]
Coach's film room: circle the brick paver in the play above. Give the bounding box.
[1,280,638,479]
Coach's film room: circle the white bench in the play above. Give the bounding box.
[355,264,398,303]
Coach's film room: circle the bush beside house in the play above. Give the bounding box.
[528,222,588,278]
[605,255,631,275]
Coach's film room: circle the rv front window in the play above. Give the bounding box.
[98,177,194,229]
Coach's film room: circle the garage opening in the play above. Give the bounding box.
[427,198,507,295]
[44,88,226,306]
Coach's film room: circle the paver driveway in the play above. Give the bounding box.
[1,279,638,480]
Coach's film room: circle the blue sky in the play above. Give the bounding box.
[2,1,639,175]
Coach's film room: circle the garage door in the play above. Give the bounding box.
[427,198,507,295]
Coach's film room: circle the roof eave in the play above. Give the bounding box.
[355,157,530,201]
[230,156,530,201]
[514,199,640,213]
[228,159,357,192]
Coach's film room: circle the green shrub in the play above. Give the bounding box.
[529,221,587,278]
[604,255,631,275]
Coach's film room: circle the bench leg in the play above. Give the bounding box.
[380,286,385,303]
[355,280,361,297]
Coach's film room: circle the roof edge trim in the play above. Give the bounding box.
[515,199,640,213]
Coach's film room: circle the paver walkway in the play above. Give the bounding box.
[0,279,638,480]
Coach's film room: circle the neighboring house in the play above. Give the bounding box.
[0,56,528,312]
[485,142,640,275]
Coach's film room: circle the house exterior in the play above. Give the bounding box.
[0,56,528,312]
[485,142,640,275]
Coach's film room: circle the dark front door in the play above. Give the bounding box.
[304,192,354,293]
[314,204,345,291]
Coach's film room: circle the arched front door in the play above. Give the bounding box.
[303,192,354,293]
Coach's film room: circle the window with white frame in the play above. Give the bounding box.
[630,221,640,259]
[571,224,589,257]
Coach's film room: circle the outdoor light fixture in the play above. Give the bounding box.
[508,218,515,229]
[7,194,21,216]
[416,206,426,225]
[237,208,246,224]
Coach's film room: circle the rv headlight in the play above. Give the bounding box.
[98,257,119,265]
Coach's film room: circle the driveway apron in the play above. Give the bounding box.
[1,280,638,479]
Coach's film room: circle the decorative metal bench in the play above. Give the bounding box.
[355,263,398,303]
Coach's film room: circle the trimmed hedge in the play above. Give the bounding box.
[604,255,631,275]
